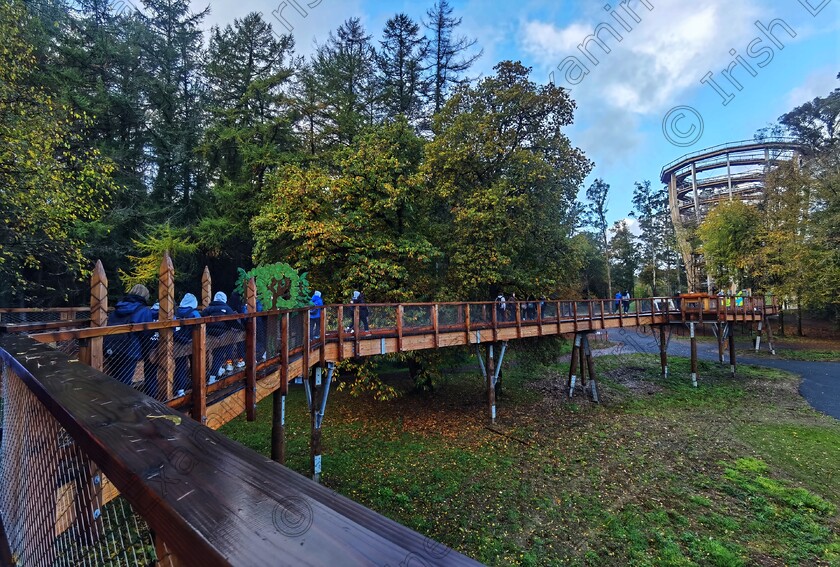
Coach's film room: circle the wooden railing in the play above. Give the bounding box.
[0,334,481,566]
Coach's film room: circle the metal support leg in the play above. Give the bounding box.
[659,325,668,377]
[755,320,762,352]
[486,343,496,423]
[567,333,581,397]
[583,335,600,403]
[729,331,736,377]
[689,322,698,387]
[765,317,776,355]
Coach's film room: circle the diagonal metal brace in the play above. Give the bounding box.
[492,341,508,387]
[315,362,335,430]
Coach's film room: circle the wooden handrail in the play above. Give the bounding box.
[0,335,481,566]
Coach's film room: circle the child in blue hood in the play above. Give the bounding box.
[104,284,156,386]
[310,291,324,339]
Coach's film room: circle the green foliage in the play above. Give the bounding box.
[0,0,117,304]
[233,262,310,309]
[698,200,762,287]
[424,61,591,299]
[253,118,437,303]
[117,223,198,290]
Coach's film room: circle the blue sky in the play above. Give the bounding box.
[197,0,840,227]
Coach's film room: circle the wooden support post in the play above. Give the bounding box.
[245,278,257,421]
[583,334,600,403]
[201,266,212,309]
[659,325,668,377]
[599,300,605,329]
[433,304,439,348]
[717,323,725,364]
[729,330,737,376]
[515,300,522,338]
[190,323,207,424]
[158,253,175,401]
[486,343,496,423]
[302,307,311,381]
[536,301,543,336]
[272,313,290,464]
[567,333,581,396]
[491,300,498,342]
[89,260,108,371]
[572,302,578,332]
[353,305,360,354]
[310,366,322,482]
[556,301,562,334]
[319,306,326,365]
[463,303,470,345]
[337,306,344,361]
[689,322,698,387]
[754,319,763,352]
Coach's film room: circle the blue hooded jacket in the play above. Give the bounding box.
[174,293,202,343]
[105,294,155,360]
[310,291,324,319]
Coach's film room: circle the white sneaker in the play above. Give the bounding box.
[225,362,234,373]
[217,366,226,377]
[235,359,245,369]
[177,389,185,397]
[261,352,267,361]
[208,376,217,385]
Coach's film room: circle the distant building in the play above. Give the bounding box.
[660,138,802,292]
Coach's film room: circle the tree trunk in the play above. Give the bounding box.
[796,293,803,337]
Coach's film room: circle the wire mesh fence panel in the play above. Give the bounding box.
[402,305,432,331]
[437,305,463,329]
[559,301,574,319]
[367,306,396,332]
[0,363,156,567]
[289,311,304,351]
[469,304,491,326]
[0,310,90,325]
[541,302,557,320]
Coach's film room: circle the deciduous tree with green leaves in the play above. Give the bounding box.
[424,61,591,299]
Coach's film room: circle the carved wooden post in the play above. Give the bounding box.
[201,266,212,309]
[245,277,257,421]
[659,325,668,377]
[89,260,108,371]
[158,253,175,400]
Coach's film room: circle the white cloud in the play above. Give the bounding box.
[785,66,838,109]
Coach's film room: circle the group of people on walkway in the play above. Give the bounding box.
[613,291,632,314]
[104,284,261,397]
[104,283,371,398]
[494,293,547,322]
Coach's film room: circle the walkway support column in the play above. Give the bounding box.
[718,323,726,364]
[689,322,698,387]
[486,343,496,424]
[729,330,736,377]
[764,317,776,355]
[567,333,581,397]
[754,319,763,352]
[659,325,668,377]
[583,334,600,403]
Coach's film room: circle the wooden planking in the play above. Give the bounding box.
[0,336,481,567]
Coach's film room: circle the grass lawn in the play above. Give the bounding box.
[220,350,840,566]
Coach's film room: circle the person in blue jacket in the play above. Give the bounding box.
[104,284,156,386]
[173,293,201,395]
[614,291,622,314]
[202,291,242,379]
[310,291,324,339]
